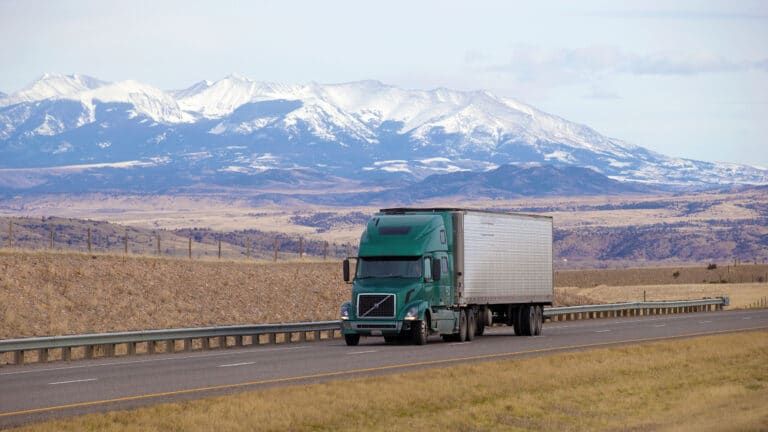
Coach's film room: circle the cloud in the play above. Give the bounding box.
[480,45,768,78]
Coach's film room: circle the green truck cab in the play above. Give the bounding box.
[341,208,554,346]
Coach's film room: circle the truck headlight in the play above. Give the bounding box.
[340,302,351,320]
[404,305,419,320]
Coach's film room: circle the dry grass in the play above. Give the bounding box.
[0,250,348,340]
[1,249,765,344]
[556,283,768,309]
[555,264,768,287]
[9,332,768,432]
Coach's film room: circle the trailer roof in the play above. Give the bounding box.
[379,208,553,220]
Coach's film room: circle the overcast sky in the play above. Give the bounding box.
[1,0,766,166]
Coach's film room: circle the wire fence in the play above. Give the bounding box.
[0,216,358,261]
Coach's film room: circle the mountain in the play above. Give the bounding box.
[0,73,766,198]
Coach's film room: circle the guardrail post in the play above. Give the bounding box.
[268,333,276,344]
[104,344,114,358]
[15,350,24,365]
[313,330,321,341]
[128,342,136,356]
[85,345,94,359]
[298,332,306,342]
[284,332,292,343]
[148,341,156,355]
[184,338,192,352]
[37,348,47,363]
[166,340,174,353]
[202,337,210,350]
[217,336,225,349]
[63,347,71,361]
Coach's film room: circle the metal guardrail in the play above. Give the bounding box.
[0,321,340,365]
[0,298,728,366]
[543,297,728,321]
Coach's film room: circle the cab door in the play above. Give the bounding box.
[434,253,451,306]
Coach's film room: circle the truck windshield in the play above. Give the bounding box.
[356,257,422,279]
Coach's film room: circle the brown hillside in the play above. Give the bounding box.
[0,250,348,340]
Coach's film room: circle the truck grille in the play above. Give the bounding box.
[357,294,396,318]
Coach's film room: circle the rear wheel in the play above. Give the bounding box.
[466,309,476,341]
[458,309,468,342]
[412,319,428,345]
[512,307,523,336]
[525,305,536,336]
[344,334,360,346]
[534,306,543,336]
[476,317,485,336]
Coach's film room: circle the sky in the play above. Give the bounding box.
[1,0,766,167]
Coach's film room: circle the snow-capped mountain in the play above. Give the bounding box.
[0,73,766,195]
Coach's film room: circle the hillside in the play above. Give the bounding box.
[1,250,766,345]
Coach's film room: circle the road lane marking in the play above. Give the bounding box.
[0,346,310,377]
[699,321,712,324]
[218,362,257,368]
[654,324,666,327]
[595,329,611,333]
[743,317,752,320]
[48,378,97,385]
[347,350,377,355]
[3,324,767,419]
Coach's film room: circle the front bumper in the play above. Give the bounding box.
[340,320,410,335]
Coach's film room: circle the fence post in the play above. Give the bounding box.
[188,237,192,259]
[246,238,251,259]
[87,227,92,253]
[299,237,303,259]
[157,234,161,255]
[124,229,128,255]
[323,241,328,260]
[274,238,278,262]
[218,238,222,259]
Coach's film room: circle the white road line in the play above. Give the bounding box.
[595,329,612,333]
[347,350,377,355]
[0,346,310,376]
[218,361,257,368]
[48,378,97,385]
[699,321,713,324]
[654,324,666,327]
[743,317,752,320]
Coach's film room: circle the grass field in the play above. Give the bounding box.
[8,331,768,431]
[1,250,766,344]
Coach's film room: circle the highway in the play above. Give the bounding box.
[1,309,766,428]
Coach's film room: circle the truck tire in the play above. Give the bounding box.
[458,309,468,342]
[525,305,537,336]
[466,309,476,341]
[512,307,523,336]
[344,334,360,346]
[412,319,428,345]
[534,306,543,336]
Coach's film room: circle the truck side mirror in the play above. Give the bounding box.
[343,259,351,282]
[432,258,441,281]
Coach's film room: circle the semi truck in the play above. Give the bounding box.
[340,208,553,346]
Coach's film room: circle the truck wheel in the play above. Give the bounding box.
[458,309,468,342]
[519,306,532,336]
[344,334,360,346]
[534,306,543,336]
[525,305,536,336]
[412,319,428,345]
[466,309,476,341]
[512,307,523,336]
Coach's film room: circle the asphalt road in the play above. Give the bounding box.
[1,309,766,428]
